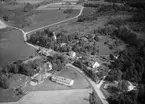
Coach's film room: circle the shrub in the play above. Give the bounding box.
[98,25,117,35]
[108,18,127,28]
[77,14,98,22]
[0,72,9,89]
[117,26,138,46]
[63,8,73,14]
[84,3,100,7]
[23,3,33,12]
[3,14,9,21]
[77,14,86,22]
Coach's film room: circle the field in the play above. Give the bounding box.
[16,0,61,4]
[16,0,46,4]
[36,3,82,10]
[23,9,80,32]
[0,29,36,67]
[0,1,79,32]
[0,89,91,104]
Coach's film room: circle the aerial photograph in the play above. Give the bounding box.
[0,0,145,104]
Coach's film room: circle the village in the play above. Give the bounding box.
[0,0,142,104]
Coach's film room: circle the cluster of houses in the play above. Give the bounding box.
[30,61,74,86]
[77,55,110,83]
[30,48,75,86]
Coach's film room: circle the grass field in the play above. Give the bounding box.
[20,89,91,104]
[16,0,46,4]
[0,89,92,104]
[23,9,80,32]
[0,29,36,67]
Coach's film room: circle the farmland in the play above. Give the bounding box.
[0,29,36,67]
[23,9,80,32]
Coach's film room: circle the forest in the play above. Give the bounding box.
[79,2,145,104]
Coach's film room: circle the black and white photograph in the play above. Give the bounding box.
[0,0,144,104]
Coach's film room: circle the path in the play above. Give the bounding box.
[67,64,108,104]
[4,4,108,104]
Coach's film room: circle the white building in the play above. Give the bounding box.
[43,62,52,72]
[38,47,56,57]
[69,51,76,58]
[30,73,52,86]
[53,32,57,41]
[92,61,100,69]
[51,75,74,86]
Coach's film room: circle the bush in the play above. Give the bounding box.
[63,8,73,14]
[84,3,100,7]
[117,26,139,46]
[0,72,9,89]
[77,14,98,22]
[23,3,33,12]
[3,14,9,21]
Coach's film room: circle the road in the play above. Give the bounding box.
[6,4,108,104]
[0,20,6,29]
[67,64,108,104]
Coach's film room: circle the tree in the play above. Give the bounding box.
[23,3,33,12]
[3,14,9,21]
[0,72,9,89]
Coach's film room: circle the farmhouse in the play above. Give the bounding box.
[62,0,79,5]
[37,47,57,57]
[51,75,74,86]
